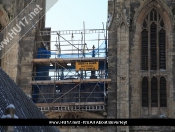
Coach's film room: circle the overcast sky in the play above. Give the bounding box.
[45,0,108,51]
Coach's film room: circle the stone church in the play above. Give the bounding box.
[108,0,175,131]
[0,0,175,132]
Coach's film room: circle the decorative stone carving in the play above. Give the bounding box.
[114,6,130,28]
[134,0,173,28]
[120,23,126,41]
[114,14,120,27]
[120,76,126,81]
[107,11,113,27]
[122,8,130,26]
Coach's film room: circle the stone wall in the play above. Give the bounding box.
[108,0,175,131]
[129,0,175,120]
[0,0,46,95]
[17,0,46,95]
[108,0,130,131]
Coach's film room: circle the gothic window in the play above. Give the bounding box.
[141,9,167,108]
[142,76,167,107]
[159,29,166,69]
[142,77,148,107]
[160,77,167,107]
[151,77,158,107]
[141,9,166,70]
[141,30,148,70]
[150,23,157,70]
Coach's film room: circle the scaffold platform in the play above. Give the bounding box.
[32,27,109,112]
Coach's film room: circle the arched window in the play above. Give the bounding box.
[160,77,167,107]
[159,29,166,69]
[142,77,148,107]
[142,76,167,107]
[151,77,158,107]
[141,30,148,70]
[141,9,166,70]
[150,23,157,70]
[140,8,168,110]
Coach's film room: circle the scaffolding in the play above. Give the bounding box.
[31,25,110,112]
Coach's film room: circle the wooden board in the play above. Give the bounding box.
[33,57,106,64]
[31,79,111,84]
[36,102,105,107]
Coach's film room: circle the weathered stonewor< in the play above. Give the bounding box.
[0,0,47,96]
[108,0,175,131]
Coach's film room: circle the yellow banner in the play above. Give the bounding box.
[76,61,99,71]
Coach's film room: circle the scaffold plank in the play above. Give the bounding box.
[36,102,104,107]
[33,57,106,64]
[40,29,105,36]
[30,79,111,84]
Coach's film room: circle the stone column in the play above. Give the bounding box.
[107,0,130,131]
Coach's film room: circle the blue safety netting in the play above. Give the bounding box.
[37,48,51,58]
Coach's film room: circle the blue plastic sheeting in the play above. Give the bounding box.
[36,41,106,59]
[37,48,51,58]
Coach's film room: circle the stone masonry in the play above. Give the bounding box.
[0,0,46,96]
[108,0,175,131]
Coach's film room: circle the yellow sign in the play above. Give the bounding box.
[76,61,99,71]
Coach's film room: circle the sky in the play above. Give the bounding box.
[45,0,108,51]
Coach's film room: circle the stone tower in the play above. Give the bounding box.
[0,0,47,95]
[108,0,175,131]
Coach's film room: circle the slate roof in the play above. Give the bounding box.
[0,68,60,132]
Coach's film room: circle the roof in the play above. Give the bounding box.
[0,68,59,132]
